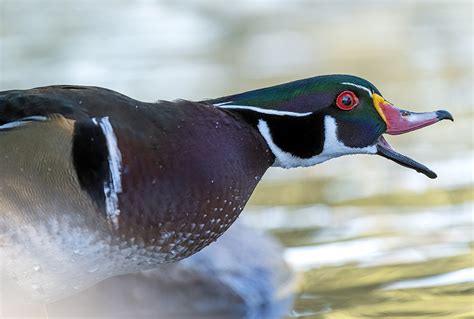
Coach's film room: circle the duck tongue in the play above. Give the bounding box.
[376,136,437,179]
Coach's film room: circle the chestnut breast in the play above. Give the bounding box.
[98,100,274,261]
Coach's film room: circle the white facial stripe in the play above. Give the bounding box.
[257,116,376,169]
[214,101,233,106]
[322,116,377,157]
[216,103,312,117]
[0,116,48,130]
[95,117,123,228]
[341,82,373,98]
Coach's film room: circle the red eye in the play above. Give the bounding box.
[336,91,359,110]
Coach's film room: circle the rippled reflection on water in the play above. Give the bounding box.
[243,201,473,318]
[1,0,473,318]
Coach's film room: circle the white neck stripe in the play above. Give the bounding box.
[215,103,312,117]
[341,82,373,98]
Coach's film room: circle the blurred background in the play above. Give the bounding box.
[1,0,473,318]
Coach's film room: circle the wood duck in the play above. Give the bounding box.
[0,74,452,302]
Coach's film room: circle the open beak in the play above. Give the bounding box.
[372,93,453,179]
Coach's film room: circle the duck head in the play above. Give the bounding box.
[209,75,453,178]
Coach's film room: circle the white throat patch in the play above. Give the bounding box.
[257,116,377,168]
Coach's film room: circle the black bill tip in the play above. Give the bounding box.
[376,137,437,179]
[436,110,454,122]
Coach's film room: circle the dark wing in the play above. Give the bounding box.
[0,85,151,214]
[0,85,146,125]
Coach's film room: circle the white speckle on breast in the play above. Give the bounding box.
[0,216,168,303]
